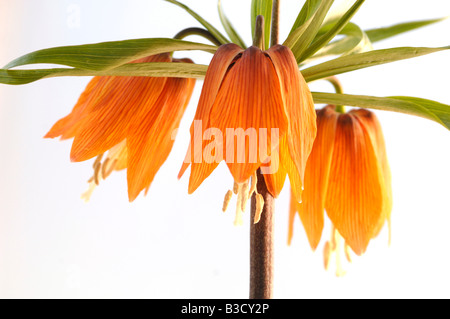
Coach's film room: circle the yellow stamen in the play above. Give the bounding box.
[334,229,346,277]
[344,242,352,263]
[330,226,337,251]
[102,159,117,179]
[93,162,101,186]
[240,180,249,211]
[323,241,331,271]
[101,158,110,179]
[233,182,239,195]
[253,193,264,224]
[81,181,97,203]
[93,153,103,169]
[323,227,349,277]
[222,190,233,212]
[249,171,257,197]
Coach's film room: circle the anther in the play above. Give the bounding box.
[101,158,110,179]
[249,172,257,197]
[240,180,249,211]
[253,193,264,224]
[93,154,103,169]
[103,159,117,179]
[93,162,102,185]
[233,182,239,195]
[81,181,96,203]
[344,243,352,263]
[323,241,331,271]
[222,190,233,212]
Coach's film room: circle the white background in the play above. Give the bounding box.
[0,0,449,298]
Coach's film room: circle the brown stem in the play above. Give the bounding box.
[270,0,280,47]
[250,169,274,299]
[253,15,265,49]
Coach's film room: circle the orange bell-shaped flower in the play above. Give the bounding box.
[45,53,196,201]
[179,43,317,203]
[289,105,392,256]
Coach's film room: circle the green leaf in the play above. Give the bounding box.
[3,38,217,71]
[305,22,372,63]
[251,0,272,50]
[302,0,365,61]
[165,0,230,45]
[312,92,450,130]
[288,0,321,36]
[283,17,313,50]
[302,46,449,82]
[366,17,447,43]
[290,0,335,64]
[306,17,447,63]
[305,23,373,65]
[218,0,246,48]
[0,62,208,85]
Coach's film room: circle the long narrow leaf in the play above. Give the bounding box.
[301,0,365,61]
[165,0,229,45]
[291,0,335,63]
[288,0,321,36]
[251,0,272,50]
[312,92,450,130]
[307,22,372,62]
[284,17,313,50]
[4,38,217,71]
[366,17,447,43]
[218,0,246,48]
[0,62,208,85]
[302,46,449,82]
[307,17,447,63]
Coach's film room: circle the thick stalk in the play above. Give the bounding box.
[250,169,274,299]
[253,15,265,48]
[249,14,274,300]
[270,0,280,47]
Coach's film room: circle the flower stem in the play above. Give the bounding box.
[250,169,274,299]
[253,15,265,49]
[173,27,222,46]
[270,0,280,47]
[326,76,346,113]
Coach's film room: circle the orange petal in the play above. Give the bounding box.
[180,44,243,186]
[351,109,392,239]
[208,46,288,183]
[127,72,195,201]
[70,54,171,162]
[262,140,287,199]
[325,113,386,256]
[288,190,297,245]
[280,136,303,204]
[45,76,102,139]
[266,45,317,184]
[297,106,339,250]
[263,135,303,202]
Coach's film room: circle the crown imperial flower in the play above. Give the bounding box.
[289,105,392,257]
[45,53,196,201]
[179,43,317,205]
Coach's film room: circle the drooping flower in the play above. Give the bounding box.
[288,105,392,257]
[45,53,196,201]
[178,44,317,210]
